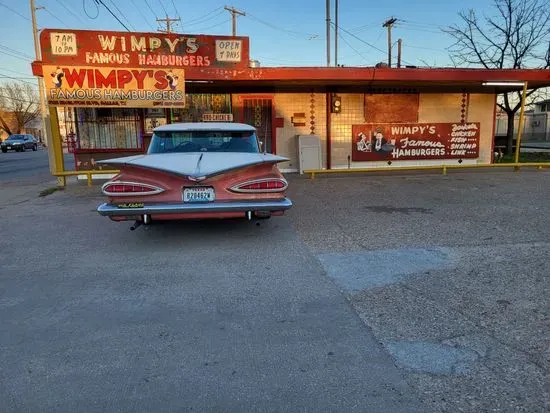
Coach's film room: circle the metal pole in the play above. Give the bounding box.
[514,81,528,164]
[30,0,54,174]
[326,0,330,67]
[335,0,338,67]
[397,38,402,68]
[231,12,236,36]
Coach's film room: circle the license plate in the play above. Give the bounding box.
[183,187,215,203]
[7,146,11,149]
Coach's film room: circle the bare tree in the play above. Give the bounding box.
[0,82,40,137]
[446,0,550,154]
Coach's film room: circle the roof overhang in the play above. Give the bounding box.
[31,61,550,93]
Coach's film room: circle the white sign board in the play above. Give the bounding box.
[215,40,242,62]
[202,113,234,122]
[50,32,77,56]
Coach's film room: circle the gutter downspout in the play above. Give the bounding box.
[326,92,332,170]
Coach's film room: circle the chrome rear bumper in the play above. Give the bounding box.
[97,198,293,216]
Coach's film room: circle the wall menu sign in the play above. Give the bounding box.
[44,65,185,108]
[352,122,480,162]
[40,29,250,71]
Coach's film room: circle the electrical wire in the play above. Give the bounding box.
[170,0,179,18]
[0,50,31,62]
[130,0,155,30]
[0,73,39,87]
[107,0,136,31]
[94,0,130,31]
[83,0,99,19]
[331,22,369,64]
[0,1,30,21]
[181,9,225,27]
[193,18,231,33]
[43,7,69,28]
[157,0,168,16]
[0,45,34,60]
[0,67,34,77]
[143,0,157,18]
[245,12,318,39]
[54,0,87,25]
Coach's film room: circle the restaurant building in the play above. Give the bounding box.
[32,29,550,174]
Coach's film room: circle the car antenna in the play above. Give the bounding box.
[195,152,204,175]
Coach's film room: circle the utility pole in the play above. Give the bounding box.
[397,38,402,68]
[224,6,245,36]
[325,0,330,67]
[30,0,53,172]
[156,15,180,33]
[382,17,397,67]
[334,0,338,67]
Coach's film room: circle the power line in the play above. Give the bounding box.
[246,12,318,39]
[0,67,34,77]
[180,7,223,25]
[0,50,31,62]
[94,0,130,31]
[130,0,155,30]
[108,0,136,31]
[0,73,39,87]
[157,0,168,16]
[0,45,34,60]
[0,1,31,21]
[170,0,179,18]
[194,18,231,33]
[330,22,369,64]
[143,0,157,18]
[43,7,69,28]
[182,9,225,28]
[54,0,87,25]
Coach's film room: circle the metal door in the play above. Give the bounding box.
[242,98,273,153]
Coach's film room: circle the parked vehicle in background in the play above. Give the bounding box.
[97,122,292,230]
[1,134,38,152]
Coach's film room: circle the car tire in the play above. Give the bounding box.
[33,144,37,151]
[1,148,6,153]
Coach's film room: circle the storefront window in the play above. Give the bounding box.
[171,94,232,122]
[73,108,142,150]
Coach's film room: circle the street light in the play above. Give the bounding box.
[483,80,529,164]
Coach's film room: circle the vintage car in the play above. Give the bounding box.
[96,122,292,229]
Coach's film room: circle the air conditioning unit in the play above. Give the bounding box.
[297,135,322,174]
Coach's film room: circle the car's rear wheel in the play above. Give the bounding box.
[1,148,6,153]
[32,144,37,151]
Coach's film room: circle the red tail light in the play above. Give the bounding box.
[230,178,288,193]
[101,181,164,196]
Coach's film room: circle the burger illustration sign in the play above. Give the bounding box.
[44,65,185,107]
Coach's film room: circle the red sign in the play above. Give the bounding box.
[39,29,249,75]
[352,122,480,161]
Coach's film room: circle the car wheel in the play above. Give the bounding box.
[33,144,37,151]
[1,148,6,153]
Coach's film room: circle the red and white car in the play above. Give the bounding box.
[96,122,292,229]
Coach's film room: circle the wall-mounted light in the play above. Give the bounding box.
[482,82,525,86]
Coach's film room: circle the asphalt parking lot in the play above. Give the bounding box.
[1,168,549,412]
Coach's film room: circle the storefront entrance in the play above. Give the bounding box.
[242,98,274,153]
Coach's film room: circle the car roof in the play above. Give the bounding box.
[154,122,256,133]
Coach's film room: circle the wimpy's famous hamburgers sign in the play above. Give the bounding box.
[352,122,480,162]
[44,65,185,107]
[38,29,249,107]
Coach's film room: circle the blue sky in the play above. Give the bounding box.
[0,0,489,84]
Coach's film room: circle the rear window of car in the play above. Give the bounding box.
[148,130,260,154]
[7,135,25,140]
